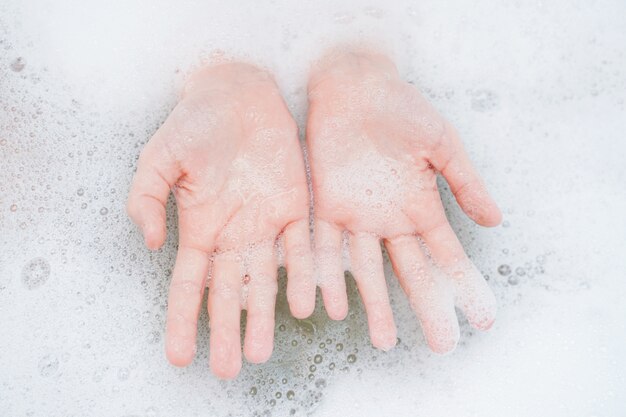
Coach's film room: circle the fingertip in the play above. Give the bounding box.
[370,327,398,352]
[467,304,497,331]
[287,282,317,319]
[210,353,242,380]
[243,316,275,364]
[165,336,196,367]
[479,316,496,331]
[365,305,398,351]
[243,339,274,364]
[289,300,316,320]
[424,321,460,354]
[143,221,166,250]
[325,302,348,321]
[428,334,459,355]
[322,290,349,321]
[477,202,503,227]
[456,272,498,331]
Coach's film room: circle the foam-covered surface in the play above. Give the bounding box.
[1,1,625,416]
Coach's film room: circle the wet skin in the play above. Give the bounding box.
[306,50,502,353]
[128,51,501,379]
[128,63,314,379]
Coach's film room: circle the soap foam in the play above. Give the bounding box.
[1,0,626,416]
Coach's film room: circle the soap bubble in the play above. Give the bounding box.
[22,257,51,290]
[38,354,59,377]
[470,89,499,112]
[497,264,511,276]
[10,57,25,72]
[118,367,130,380]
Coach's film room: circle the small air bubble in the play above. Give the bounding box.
[497,264,511,276]
[470,89,499,112]
[315,378,327,389]
[38,354,59,377]
[147,331,160,344]
[508,275,519,285]
[313,354,323,364]
[22,257,51,289]
[286,390,295,400]
[347,354,357,363]
[10,57,25,72]
[452,270,465,279]
[99,207,108,215]
[118,367,130,380]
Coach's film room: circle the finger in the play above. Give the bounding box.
[284,219,316,319]
[243,242,278,364]
[349,232,397,351]
[429,122,502,227]
[420,220,497,331]
[165,196,237,367]
[164,246,210,366]
[385,235,459,354]
[127,127,180,250]
[208,252,243,379]
[314,219,348,320]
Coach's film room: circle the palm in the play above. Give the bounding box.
[307,51,502,352]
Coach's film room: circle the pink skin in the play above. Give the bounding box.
[306,50,502,353]
[127,63,315,379]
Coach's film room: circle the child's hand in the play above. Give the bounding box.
[127,63,314,379]
[306,50,502,353]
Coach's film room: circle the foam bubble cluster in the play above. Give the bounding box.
[1,0,625,416]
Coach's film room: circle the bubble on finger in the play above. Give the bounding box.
[440,260,497,330]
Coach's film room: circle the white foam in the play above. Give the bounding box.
[1,0,626,416]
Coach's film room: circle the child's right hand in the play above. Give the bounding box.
[127,63,314,379]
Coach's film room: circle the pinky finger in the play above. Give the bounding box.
[385,235,460,354]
